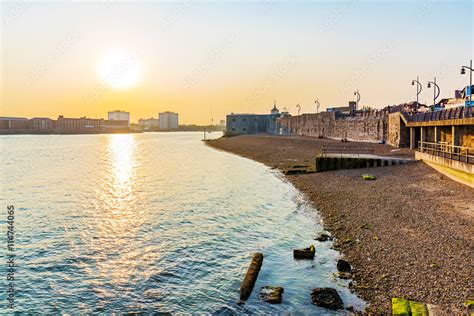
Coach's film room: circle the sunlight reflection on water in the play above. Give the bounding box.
[0,132,365,314]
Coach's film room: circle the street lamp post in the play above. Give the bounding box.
[353,90,360,110]
[296,103,301,135]
[427,77,440,110]
[461,59,473,106]
[411,76,422,111]
[315,99,320,113]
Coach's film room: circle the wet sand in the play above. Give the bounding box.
[207,134,473,313]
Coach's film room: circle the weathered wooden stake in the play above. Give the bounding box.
[239,253,263,301]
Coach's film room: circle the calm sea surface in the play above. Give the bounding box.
[0,132,364,314]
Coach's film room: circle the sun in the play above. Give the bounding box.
[97,51,141,89]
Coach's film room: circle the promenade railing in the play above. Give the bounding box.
[320,145,375,158]
[417,141,474,164]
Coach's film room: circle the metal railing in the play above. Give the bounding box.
[417,141,474,164]
[321,145,375,157]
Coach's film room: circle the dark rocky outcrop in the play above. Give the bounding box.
[259,286,284,304]
[315,233,333,242]
[337,259,352,273]
[293,245,315,259]
[239,253,263,301]
[311,288,344,310]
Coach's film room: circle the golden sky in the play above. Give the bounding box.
[1,1,472,124]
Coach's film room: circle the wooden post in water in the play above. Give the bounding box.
[239,253,263,302]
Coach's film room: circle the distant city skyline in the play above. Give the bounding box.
[1,1,472,124]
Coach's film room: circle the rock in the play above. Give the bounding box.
[259,286,284,304]
[293,245,315,260]
[315,233,333,242]
[337,259,352,273]
[311,288,344,310]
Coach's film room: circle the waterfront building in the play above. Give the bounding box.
[226,103,281,136]
[326,102,357,115]
[100,119,129,130]
[159,111,179,129]
[138,117,160,130]
[56,116,102,131]
[108,110,130,127]
[0,117,29,130]
[30,117,55,130]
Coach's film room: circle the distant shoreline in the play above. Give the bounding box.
[0,129,224,135]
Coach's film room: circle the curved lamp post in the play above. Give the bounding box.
[427,77,440,109]
[315,99,320,113]
[411,76,422,110]
[461,59,473,106]
[353,90,360,110]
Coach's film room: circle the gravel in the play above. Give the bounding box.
[207,135,473,313]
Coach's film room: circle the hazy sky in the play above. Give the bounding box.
[1,0,473,124]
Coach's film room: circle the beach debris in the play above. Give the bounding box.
[315,233,333,242]
[336,259,352,273]
[362,174,376,180]
[259,286,284,304]
[284,168,307,175]
[239,253,263,302]
[293,245,315,260]
[391,298,428,316]
[337,272,352,279]
[291,164,309,169]
[311,288,344,310]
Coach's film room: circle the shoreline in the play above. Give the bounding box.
[207,134,473,313]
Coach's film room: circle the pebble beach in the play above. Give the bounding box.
[207,134,473,313]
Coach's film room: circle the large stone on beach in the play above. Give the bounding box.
[337,259,352,273]
[259,286,284,304]
[293,245,315,260]
[311,288,344,310]
[315,233,333,242]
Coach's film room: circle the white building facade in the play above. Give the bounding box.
[108,110,130,127]
[159,112,179,129]
[138,117,160,130]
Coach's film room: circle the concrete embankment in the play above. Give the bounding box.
[314,154,415,172]
[207,135,473,314]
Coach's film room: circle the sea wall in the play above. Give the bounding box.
[277,112,387,143]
